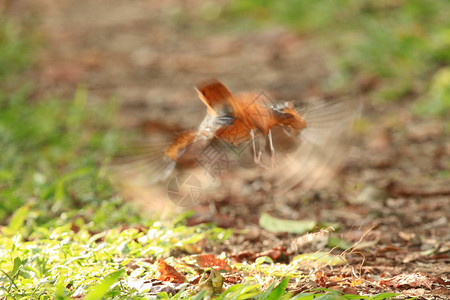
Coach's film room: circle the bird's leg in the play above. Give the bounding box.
[267,129,277,168]
[250,129,259,161]
[251,129,268,169]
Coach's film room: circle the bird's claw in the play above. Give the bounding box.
[271,155,278,168]
[254,150,270,169]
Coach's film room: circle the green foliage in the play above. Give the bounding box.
[290,290,400,300]
[259,213,316,234]
[0,215,233,298]
[84,269,125,300]
[5,205,29,235]
[413,67,450,116]
[0,19,133,229]
[258,277,290,299]
[0,20,34,81]
[229,0,346,32]
[292,252,346,267]
[327,236,352,250]
[227,0,450,104]
[259,213,339,235]
[0,85,138,229]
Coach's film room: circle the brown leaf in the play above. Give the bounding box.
[157,259,186,283]
[232,246,290,263]
[375,245,403,255]
[369,128,391,151]
[386,181,450,198]
[186,213,237,228]
[315,272,334,288]
[231,251,257,263]
[257,246,290,263]
[189,275,202,285]
[192,254,232,272]
[223,272,244,284]
[380,272,443,290]
[350,279,364,287]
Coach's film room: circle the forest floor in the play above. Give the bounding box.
[3,0,449,298]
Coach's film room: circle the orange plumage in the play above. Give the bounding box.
[111,79,360,189]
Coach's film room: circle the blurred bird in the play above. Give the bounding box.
[110,79,360,192]
[164,79,308,169]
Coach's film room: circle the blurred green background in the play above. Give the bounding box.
[227,0,450,110]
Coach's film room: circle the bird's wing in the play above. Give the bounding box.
[107,80,236,187]
[298,95,361,145]
[273,94,361,192]
[107,136,177,186]
[195,79,234,116]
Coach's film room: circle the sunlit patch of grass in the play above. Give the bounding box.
[0,213,232,299]
[0,202,398,299]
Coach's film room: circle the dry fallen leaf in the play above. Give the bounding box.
[192,254,232,272]
[380,272,443,290]
[231,246,290,263]
[350,278,364,287]
[157,259,186,283]
[315,271,333,288]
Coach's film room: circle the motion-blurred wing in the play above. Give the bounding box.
[108,115,236,188]
[273,94,361,192]
[108,137,177,186]
[298,95,360,145]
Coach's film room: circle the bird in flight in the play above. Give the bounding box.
[111,79,360,190]
[164,79,308,168]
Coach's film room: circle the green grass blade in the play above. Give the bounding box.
[84,269,124,300]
